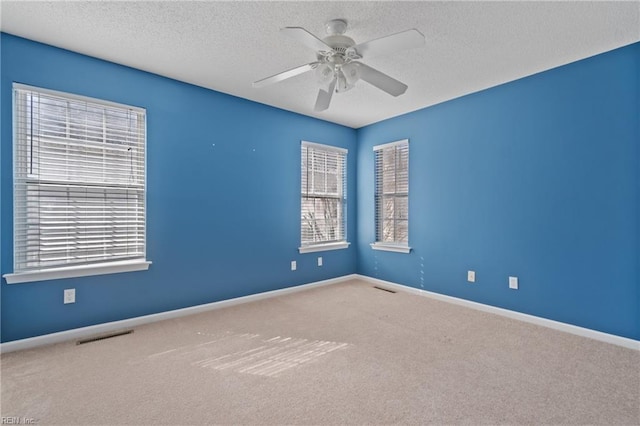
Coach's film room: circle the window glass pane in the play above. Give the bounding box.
[312,171,326,194]
[105,108,133,146]
[383,196,395,221]
[396,146,408,193]
[382,219,395,242]
[396,220,409,243]
[326,172,338,195]
[86,105,105,143]
[382,148,396,194]
[396,196,408,220]
[39,96,67,138]
[326,156,338,173]
[301,197,341,243]
[68,100,88,141]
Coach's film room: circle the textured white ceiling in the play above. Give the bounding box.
[1,1,639,128]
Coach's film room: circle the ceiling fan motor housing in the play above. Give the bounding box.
[322,35,356,63]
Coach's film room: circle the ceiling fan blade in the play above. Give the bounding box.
[253,62,319,88]
[355,62,408,97]
[314,77,337,112]
[347,29,425,59]
[281,27,331,52]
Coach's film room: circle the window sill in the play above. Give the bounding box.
[370,243,412,254]
[299,242,350,254]
[3,260,152,284]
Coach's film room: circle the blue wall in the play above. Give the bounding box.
[357,42,639,340]
[2,33,638,343]
[0,34,357,343]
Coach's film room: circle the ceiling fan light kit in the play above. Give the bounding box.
[315,63,335,85]
[253,19,425,112]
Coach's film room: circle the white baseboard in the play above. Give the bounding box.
[356,274,640,351]
[0,274,358,354]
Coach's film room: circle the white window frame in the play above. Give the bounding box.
[4,84,151,284]
[371,139,411,254]
[299,141,350,254]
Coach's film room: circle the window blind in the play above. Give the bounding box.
[12,84,146,273]
[374,140,409,245]
[301,141,347,247]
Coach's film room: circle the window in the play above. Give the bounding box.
[4,84,150,284]
[300,141,349,253]
[371,139,411,253]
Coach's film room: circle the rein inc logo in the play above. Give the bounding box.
[1,418,38,425]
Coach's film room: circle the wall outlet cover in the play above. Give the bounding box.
[509,276,519,290]
[291,260,297,271]
[467,270,476,283]
[64,288,76,304]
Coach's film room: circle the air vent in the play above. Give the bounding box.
[373,286,396,294]
[77,329,133,345]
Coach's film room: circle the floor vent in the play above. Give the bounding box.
[77,329,133,345]
[373,286,397,294]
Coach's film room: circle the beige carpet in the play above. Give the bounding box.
[1,279,639,425]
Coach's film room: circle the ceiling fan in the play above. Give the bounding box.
[253,19,425,112]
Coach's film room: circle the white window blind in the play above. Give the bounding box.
[374,140,409,246]
[301,141,347,248]
[12,84,146,273]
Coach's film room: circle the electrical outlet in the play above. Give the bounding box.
[318,257,323,267]
[291,261,297,271]
[64,288,76,304]
[467,270,475,283]
[509,276,519,290]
